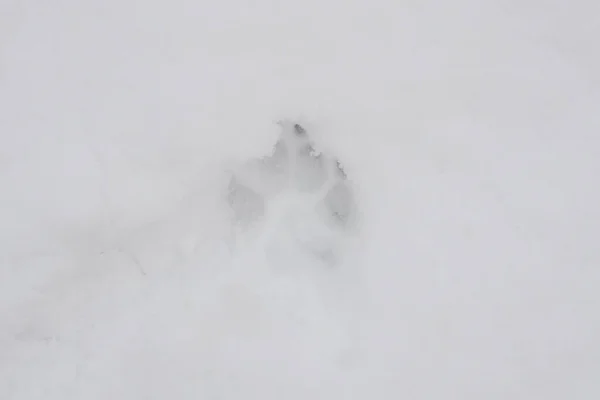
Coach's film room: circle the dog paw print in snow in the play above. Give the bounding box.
[227,121,358,265]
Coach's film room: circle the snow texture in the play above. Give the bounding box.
[1,1,600,399]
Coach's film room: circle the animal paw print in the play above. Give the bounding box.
[228,121,355,233]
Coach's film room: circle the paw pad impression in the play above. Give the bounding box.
[227,121,357,262]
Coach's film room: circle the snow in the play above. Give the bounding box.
[1,0,600,399]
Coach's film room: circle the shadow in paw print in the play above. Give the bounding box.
[227,121,357,256]
[227,176,266,227]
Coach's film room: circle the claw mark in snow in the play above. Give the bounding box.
[227,121,358,266]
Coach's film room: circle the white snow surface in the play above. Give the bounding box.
[1,1,600,399]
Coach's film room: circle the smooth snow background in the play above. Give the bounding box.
[1,0,599,399]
